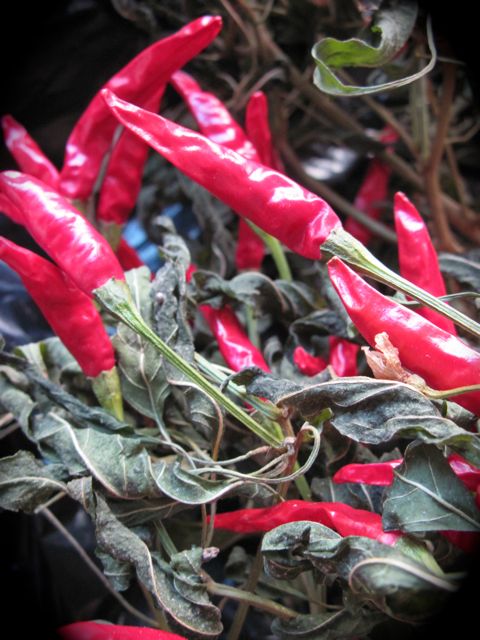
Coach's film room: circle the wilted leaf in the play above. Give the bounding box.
[262,521,457,622]
[0,450,67,513]
[438,251,480,291]
[0,371,35,430]
[383,443,480,532]
[312,0,436,96]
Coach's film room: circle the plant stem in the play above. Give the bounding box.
[95,280,281,446]
[249,221,293,281]
[322,227,480,339]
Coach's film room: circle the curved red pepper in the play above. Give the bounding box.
[293,346,328,376]
[210,500,401,546]
[245,91,284,172]
[328,336,359,377]
[96,88,165,227]
[327,257,480,414]
[1,114,60,189]
[0,236,116,378]
[394,191,456,335]
[59,16,222,201]
[58,621,187,640]
[344,127,396,245]
[171,70,264,271]
[0,171,125,295]
[101,90,342,261]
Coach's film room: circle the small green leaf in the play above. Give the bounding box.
[312,1,436,96]
[383,443,480,532]
[0,450,66,513]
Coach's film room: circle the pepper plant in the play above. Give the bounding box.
[1,3,480,640]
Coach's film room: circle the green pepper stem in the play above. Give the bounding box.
[247,221,293,281]
[322,227,480,339]
[95,279,281,446]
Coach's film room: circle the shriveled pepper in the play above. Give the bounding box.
[0,236,116,378]
[327,257,480,414]
[58,621,187,640]
[0,171,125,296]
[210,500,401,546]
[1,114,60,189]
[187,264,269,371]
[101,90,342,261]
[59,16,222,202]
[394,191,456,335]
[344,127,397,245]
[171,70,264,271]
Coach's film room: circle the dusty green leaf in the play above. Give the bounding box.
[438,251,480,291]
[262,521,457,622]
[113,267,170,423]
[383,443,480,532]
[0,371,35,431]
[312,1,435,96]
[0,450,67,513]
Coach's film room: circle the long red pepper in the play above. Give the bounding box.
[187,265,269,371]
[0,236,116,378]
[96,87,165,231]
[245,91,284,172]
[344,127,396,245]
[1,114,60,189]
[210,500,401,546]
[333,454,480,491]
[59,16,222,201]
[170,70,265,271]
[101,90,342,260]
[327,257,480,414]
[394,191,456,335]
[0,171,125,296]
[58,621,187,640]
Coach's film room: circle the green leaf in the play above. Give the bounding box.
[0,370,35,431]
[0,450,66,513]
[312,1,436,96]
[113,267,170,424]
[383,443,480,532]
[90,492,223,638]
[262,521,457,622]
[439,250,480,291]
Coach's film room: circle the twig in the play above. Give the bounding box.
[423,63,462,252]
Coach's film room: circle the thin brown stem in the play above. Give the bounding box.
[423,63,462,252]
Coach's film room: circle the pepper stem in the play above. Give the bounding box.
[321,227,480,339]
[90,366,124,421]
[247,221,293,281]
[94,278,281,446]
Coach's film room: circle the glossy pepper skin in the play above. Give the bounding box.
[1,115,60,189]
[394,191,456,335]
[344,127,397,245]
[0,237,116,378]
[210,500,400,546]
[0,171,125,295]
[59,16,222,201]
[333,454,480,491]
[58,621,186,640]
[292,338,358,377]
[327,257,480,414]
[245,91,284,172]
[171,70,264,271]
[293,346,328,376]
[187,265,269,371]
[102,90,342,261]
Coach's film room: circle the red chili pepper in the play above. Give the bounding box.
[210,500,401,546]
[59,16,222,202]
[1,114,60,189]
[0,171,125,295]
[0,236,116,378]
[344,127,396,245]
[328,336,359,377]
[327,257,480,414]
[394,191,456,335]
[116,238,146,271]
[187,264,269,371]
[58,621,187,640]
[171,70,264,271]
[293,346,328,376]
[245,91,284,172]
[102,90,342,261]
[96,88,165,229]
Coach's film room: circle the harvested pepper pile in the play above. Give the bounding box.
[1,2,480,639]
